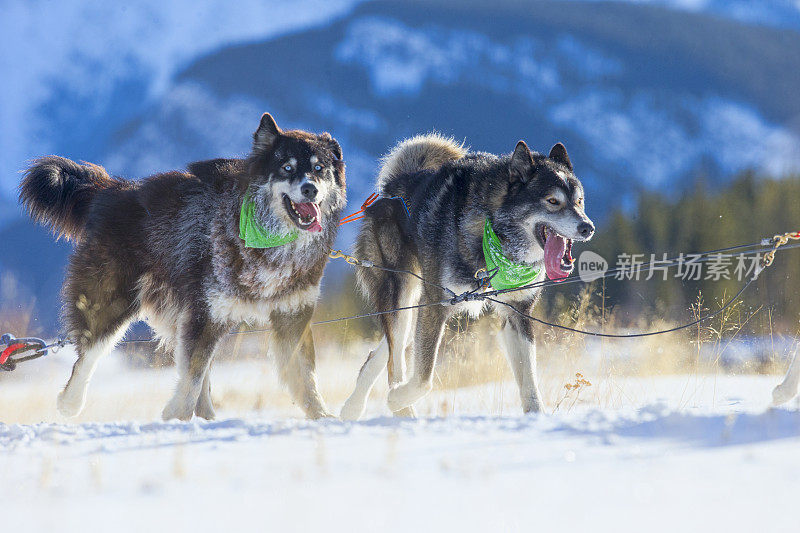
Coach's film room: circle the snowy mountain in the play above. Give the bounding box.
[569,0,800,32]
[62,0,800,211]
[2,0,800,331]
[4,1,800,202]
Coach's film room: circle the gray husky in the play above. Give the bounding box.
[340,134,593,420]
[19,113,346,421]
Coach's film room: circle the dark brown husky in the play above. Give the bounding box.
[20,113,346,421]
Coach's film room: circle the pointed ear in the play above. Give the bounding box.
[548,142,572,171]
[329,139,343,160]
[319,132,342,160]
[510,140,534,183]
[253,113,281,151]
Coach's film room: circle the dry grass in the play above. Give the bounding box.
[411,282,795,414]
[1,274,795,422]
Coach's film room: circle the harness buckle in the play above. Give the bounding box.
[1,334,48,372]
[329,249,362,267]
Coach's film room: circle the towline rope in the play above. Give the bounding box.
[2,231,798,370]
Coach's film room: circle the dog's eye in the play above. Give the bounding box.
[283,165,293,172]
[314,164,323,172]
[547,198,559,206]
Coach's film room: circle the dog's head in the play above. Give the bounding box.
[246,113,346,236]
[493,141,594,280]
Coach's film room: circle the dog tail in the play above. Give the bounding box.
[377,133,467,193]
[19,156,129,241]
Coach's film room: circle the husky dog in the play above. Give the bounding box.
[19,113,346,421]
[340,135,593,420]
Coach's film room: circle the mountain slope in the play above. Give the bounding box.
[3,0,800,333]
[112,0,800,209]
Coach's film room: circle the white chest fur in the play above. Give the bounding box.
[207,283,321,325]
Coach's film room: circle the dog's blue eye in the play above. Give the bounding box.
[314,164,322,172]
[284,165,293,172]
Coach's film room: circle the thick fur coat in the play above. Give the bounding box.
[341,134,594,419]
[19,113,346,420]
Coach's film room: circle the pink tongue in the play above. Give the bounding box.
[294,202,322,232]
[544,233,569,280]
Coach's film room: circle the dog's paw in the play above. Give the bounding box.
[522,398,543,414]
[340,397,366,421]
[194,404,216,421]
[307,413,336,421]
[57,388,85,418]
[772,383,799,406]
[392,406,416,418]
[306,410,335,420]
[162,400,195,422]
[387,381,431,412]
[194,394,216,421]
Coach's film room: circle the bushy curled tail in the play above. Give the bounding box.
[377,133,467,193]
[19,156,129,241]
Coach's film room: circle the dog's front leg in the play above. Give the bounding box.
[498,306,543,414]
[387,303,448,412]
[270,304,331,419]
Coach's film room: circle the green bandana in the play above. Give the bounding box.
[239,193,299,248]
[482,218,540,290]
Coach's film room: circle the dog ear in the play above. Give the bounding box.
[329,140,343,161]
[510,140,534,183]
[548,142,572,171]
[318,132,345,187]
[253,113,282,151]
[319,132,343,160]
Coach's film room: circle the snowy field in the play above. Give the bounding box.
[1,345,798,532]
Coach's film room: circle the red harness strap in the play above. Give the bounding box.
[339,192,380,226]
[0,343,26,365]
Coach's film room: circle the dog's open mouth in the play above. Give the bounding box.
[283,194,322,233]
[536,224,574,281]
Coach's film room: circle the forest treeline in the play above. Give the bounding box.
[580,173,800,331]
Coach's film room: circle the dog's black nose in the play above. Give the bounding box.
[578,221,594,239]
[301,182,318,201]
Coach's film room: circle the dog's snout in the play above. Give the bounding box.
[577,221,594,239]
[301,182,318,201]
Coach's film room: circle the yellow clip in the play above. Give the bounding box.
[329,249,361,266]
[761,231,800,268]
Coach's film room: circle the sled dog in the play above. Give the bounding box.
[340,135,593,419]
[20,113,346,420]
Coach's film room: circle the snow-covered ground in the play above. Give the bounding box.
[1,346,798,532]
